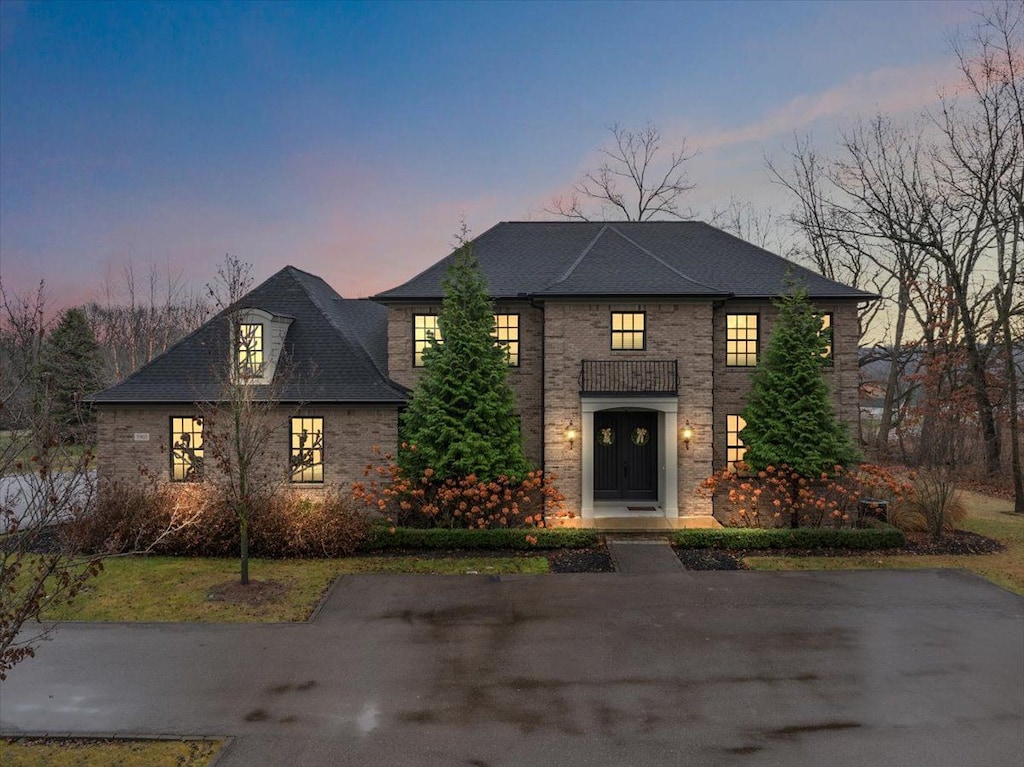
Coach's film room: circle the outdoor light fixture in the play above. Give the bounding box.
[681,422,693,450]
[565,420,578,449]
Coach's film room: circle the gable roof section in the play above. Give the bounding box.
[373,221,875,301]
[90,266,408,404]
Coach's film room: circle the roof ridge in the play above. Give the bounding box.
[549,224,610,285]
[607,225,727,294]
[292,273,400,390]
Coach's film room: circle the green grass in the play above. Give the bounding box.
[745,491,1024,594]
[47,554,550,623]
[0,429,95,472]
[0,738,220,767]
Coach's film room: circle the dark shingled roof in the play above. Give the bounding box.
[89,266,408,404]
[373,221,876,301]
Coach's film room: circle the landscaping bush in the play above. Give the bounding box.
[888,469,967,537]
[700,463,913,529]
[75,482,368,558]
[360,525,598,551]
[353,448,570,529]
[674,527,905,550]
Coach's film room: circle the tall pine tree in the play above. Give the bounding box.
[740,285,859,482]
[36,307,105,440]
[399,237,530,481]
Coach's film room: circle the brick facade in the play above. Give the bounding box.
[381,296,862,522]
[96,403,398,491]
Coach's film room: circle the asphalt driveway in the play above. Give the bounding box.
[2,569,1022,766]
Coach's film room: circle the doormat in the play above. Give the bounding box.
[627,506,657,511]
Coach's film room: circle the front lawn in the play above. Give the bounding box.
[47,554,549,623]
[0,738,220,767]
[745,491,1024,594]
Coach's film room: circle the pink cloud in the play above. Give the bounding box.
[692,59,960,152]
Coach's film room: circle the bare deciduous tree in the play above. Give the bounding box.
[201,255,303,585]
[547,122,698,221]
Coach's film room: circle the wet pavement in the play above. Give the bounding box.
[2,570,1022,766]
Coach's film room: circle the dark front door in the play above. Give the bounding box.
[593,411,658,501]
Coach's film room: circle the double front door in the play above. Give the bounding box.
[593,410,658,501]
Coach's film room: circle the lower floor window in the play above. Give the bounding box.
[171,416,204,481]
[290,417,324,482]
[727,414,747,471]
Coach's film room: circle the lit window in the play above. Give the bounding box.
[237,323,264,377]
[726,314,758,366]
[171,416,204,481]
[492,314,520,366]
[611,312,645,350]
[819,313,834,365]
[290,417,324,483]
[727,414,747,472]
[413,314,442,367]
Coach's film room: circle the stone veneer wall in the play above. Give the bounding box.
[543,301,716,517]
[95,403,398,490]
[385,301,545,466]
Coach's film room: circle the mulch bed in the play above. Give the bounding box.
[206,579,288,605]
[547,547,616,573]
[673,529,1005,571]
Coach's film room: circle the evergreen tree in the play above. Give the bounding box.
[399,237,530,481]
[36,308,105,440]
[740,285,859,483]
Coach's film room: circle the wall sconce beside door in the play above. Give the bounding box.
[681,422,693,450]
[565,420,578,450]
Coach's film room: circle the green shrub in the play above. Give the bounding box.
[674,527,905,550]
[360,526,598,551]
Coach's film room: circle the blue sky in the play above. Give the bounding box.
[1,0,971,309]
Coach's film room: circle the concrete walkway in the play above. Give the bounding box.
[2,570,1022,766]
[606,538,684,572]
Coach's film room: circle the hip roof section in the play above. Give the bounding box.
[373,221,876,301]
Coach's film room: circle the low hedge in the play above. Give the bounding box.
[674,527,905,550]
[360,526,599,551]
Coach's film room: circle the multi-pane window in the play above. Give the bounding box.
[171,416,204,481]
[290,417,324,483]
[611,312,646,350]
[726,314,758,366]
[237,323,264,377]
[727,414,747,472]
[819,313,834,365]
[413,314,442,367]
[492,314,520,366]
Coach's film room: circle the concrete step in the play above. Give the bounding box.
[606,539,685,573]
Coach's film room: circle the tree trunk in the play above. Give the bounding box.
[876,282,910,454]
[239,507,249,585]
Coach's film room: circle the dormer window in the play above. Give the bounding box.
[237,322,264,378]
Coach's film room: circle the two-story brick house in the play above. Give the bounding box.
[90,221,872,525]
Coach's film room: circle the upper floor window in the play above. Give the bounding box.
[237,322,264,378]
[290,417,324,483]
[492,314,520,366]
[413,314,442,367]
[611,312,646,350]
[171,416,204,481]
[727,414,747,472]
[726,314,758,367]
[818,313,834,365]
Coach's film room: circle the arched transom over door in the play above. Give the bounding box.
[593,410,659,501]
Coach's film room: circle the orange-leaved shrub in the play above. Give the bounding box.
[700,463,913,529]
[352,446,568,529]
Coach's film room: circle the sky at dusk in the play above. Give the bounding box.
[1,0,974,312]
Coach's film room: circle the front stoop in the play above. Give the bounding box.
[548,515,722,532]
